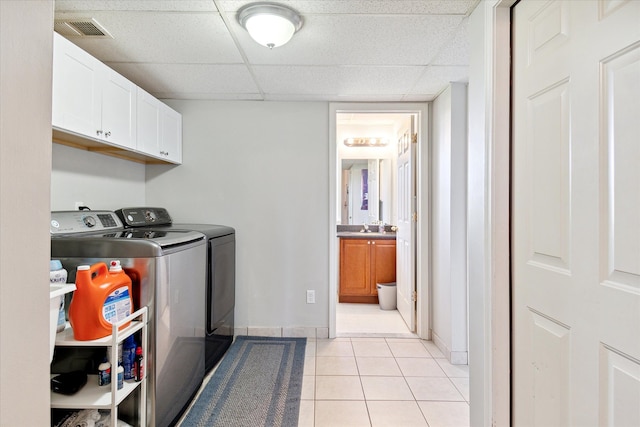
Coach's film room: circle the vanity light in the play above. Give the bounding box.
[344,138,390,147]
[237,3,303,49]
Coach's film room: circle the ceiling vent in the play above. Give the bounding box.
[54,18,113,38]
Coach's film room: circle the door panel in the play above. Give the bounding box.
[512,1,640,425]
[340,239,371,296]
[51,33,100,138]
[397,127,416,331]
[371,240,397,290]
[101,69,136,149]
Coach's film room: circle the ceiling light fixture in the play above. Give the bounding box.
[344,138,390,147]
[237,3,303,49]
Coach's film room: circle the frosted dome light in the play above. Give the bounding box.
[238,3,303,49]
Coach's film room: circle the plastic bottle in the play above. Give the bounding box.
[69,262,133,341]
[49,260,68,284]
[50,260,68,333]
[98,357,111,386]
[122,335,136,380]
[117,364,124,390]
[134,346,144,382]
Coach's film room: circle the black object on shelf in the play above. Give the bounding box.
[51,371,87,395]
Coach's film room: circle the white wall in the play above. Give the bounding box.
[0,1,53,425]
[145,100,330,336]
[431,83,468,364]
[51,144,146,211]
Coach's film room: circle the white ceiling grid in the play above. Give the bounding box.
[54,0,479,101]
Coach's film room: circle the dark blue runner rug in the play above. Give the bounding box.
[180,336,306,427]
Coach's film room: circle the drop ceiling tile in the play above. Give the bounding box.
[55,11,242,63]
[155,92,264,100]
[55,1,217,12]
[266,92,413,102]
[230,14,464,66]
[219,0,478,14]
[252,65,425,97]
[52,1,476,101]
[431,18,469,65]
[410,65,469,95]
[106,62,259,96]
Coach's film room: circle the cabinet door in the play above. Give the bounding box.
[370,240,397,295]
[340,239,371,296]
[160,104,182,164]
[101,68,137,149]
[136,87,161,155]
[52,33,101,139]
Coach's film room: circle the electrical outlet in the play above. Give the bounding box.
[74,201,85,210]
[306,290,315,304]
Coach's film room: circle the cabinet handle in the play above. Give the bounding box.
[368,241,371,245]
[96,130,103,136]
[105,131,111,137]
[372,241,376,245]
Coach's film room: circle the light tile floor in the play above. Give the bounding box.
[336,303,416,337]
[299,337,470,427]
[302,303,470,427]
[180,303,470,427]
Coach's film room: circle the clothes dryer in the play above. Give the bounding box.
[115,207,235,373]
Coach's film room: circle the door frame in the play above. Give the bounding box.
[467,0,514,426]
[328,102,430,339]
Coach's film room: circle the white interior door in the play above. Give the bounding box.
[512,1,640,425]
[397,127,416,331]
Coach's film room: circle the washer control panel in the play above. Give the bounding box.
[115,207,172,227]
[50,211,123,234]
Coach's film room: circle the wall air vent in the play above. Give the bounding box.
[54,18,113,38]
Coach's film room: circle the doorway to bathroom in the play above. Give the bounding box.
[329,103,430,339]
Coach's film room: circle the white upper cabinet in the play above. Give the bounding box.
[136,88,161,155]
[52,33,136,150]
[52,33,101,139]
[52,33,181,164]
[160,102,182,164]
[137,87,182,164]
[100,68,137,149]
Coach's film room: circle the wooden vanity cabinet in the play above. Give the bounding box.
[339,238,396,303]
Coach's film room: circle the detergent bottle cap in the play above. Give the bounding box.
[77,265,90,271]
[50,260,63,271]
[109,260,123,272]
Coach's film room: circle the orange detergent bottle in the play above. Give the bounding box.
[69,261,134,341]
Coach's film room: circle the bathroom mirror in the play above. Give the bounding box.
[340,158,395,225]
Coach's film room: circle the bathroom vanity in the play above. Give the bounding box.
[338,230,396,303]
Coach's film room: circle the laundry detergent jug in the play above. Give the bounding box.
[69,261,133,341]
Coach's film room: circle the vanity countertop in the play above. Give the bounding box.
[337,231,396,240]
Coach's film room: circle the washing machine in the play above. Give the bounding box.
[51,210,206,427]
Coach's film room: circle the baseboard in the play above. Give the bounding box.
[432,331,468,365]
[432,331,450,359]
[450,351,468,365]
[234,326,329,339]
